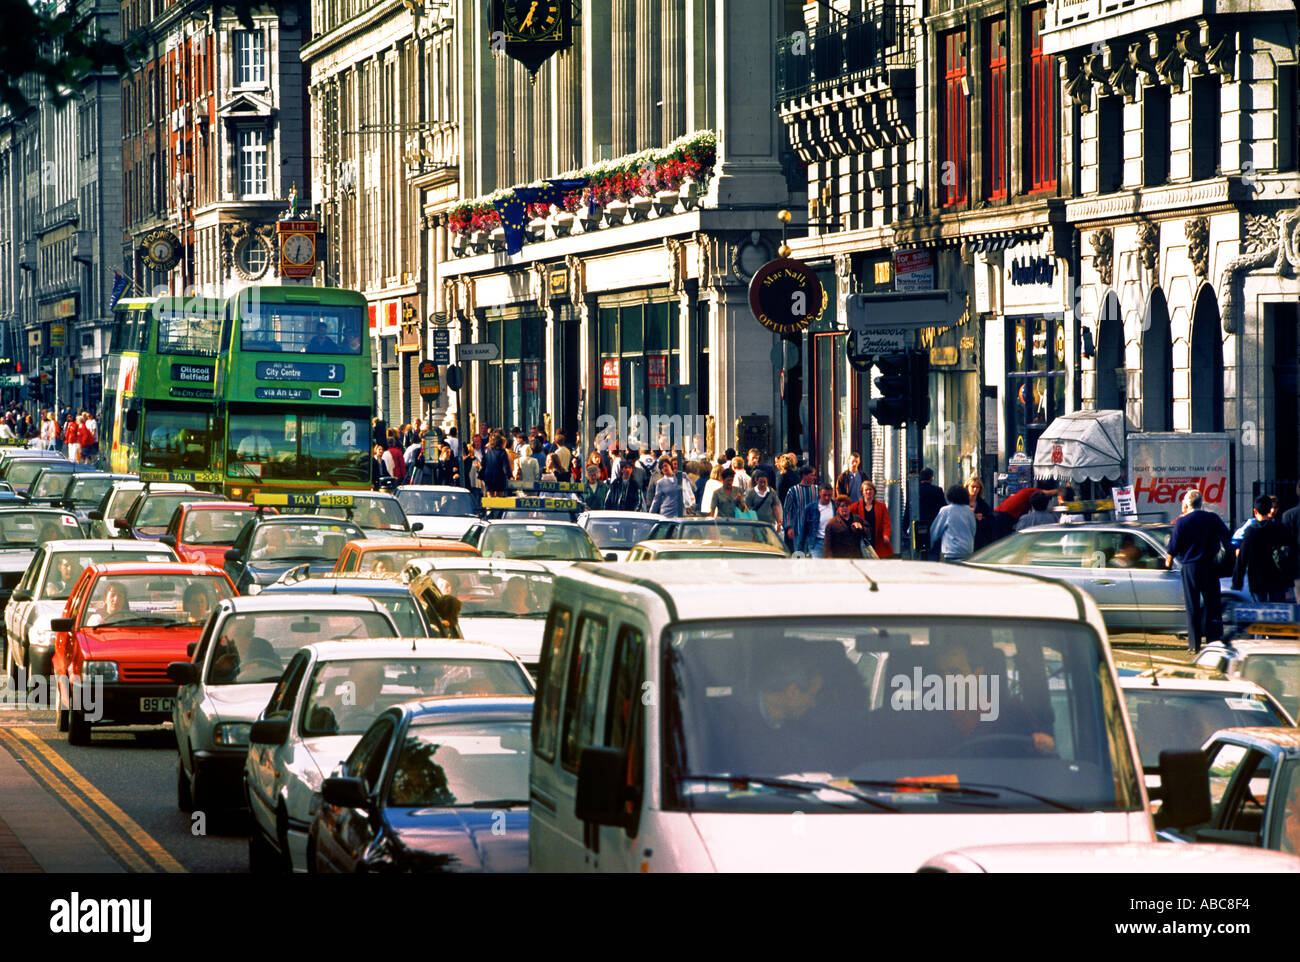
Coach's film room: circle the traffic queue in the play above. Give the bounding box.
[0,439,1298,873]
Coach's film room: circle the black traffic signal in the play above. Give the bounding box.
[25,380,39,401]
[868,353,910,428]
[909,350,931,428]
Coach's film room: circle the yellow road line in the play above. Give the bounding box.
[0,728,151,873]
[10,727,187,874]
[1,728,187,873]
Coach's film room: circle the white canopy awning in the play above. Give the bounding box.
[1032,409,1131,483]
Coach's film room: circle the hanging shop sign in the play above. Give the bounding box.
[748,258,827,335]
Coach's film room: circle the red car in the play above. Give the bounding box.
[50,562,238,745]
[161,502,271,567]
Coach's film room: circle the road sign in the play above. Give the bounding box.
[845,290,963,331]
[433,347,450,364]
[418,359,440,396]
[432,330,450,347]
[457,342,500,361]
[0,375,24,386]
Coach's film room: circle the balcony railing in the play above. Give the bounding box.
[776,3,913,103]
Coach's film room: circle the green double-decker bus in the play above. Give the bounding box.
[103,295,225,487]
[220,285,373,500]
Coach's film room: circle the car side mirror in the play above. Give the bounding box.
[575,745,631,828]
[321,776,370,809]
[604,553,618,562]
[224,549,242,562]
[159,535,177,547]
[410,521,423,533]
[113,518,129,530]
[50,617,73,632]
[249,718,291,746]
[10,589,31,602]
[1152,749,1212,831]
[166,662,198,686]
[88,510,103,521]
[186,642,197,657]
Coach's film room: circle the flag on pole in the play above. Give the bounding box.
[109,271,130,310]
[492,193,528,256]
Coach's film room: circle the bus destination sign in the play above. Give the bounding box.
[171,364,214,383]
[170,387,214,399]
[256,361,346,383]
[256,387,311,401]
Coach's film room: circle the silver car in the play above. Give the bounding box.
[168,595,400,813]
[966,522,1250,635]
[1193,638,1300,722]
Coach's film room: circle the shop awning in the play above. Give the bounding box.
[1032,409,1131,483]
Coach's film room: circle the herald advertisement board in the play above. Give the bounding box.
[1125,432,1232,523]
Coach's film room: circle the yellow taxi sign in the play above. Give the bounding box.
[252,491,357,508]
[1057,499,1115,514]
[1247,623,1300,637]
[481,496,582,511]
[507,480,584,493]
[140,469,222,484]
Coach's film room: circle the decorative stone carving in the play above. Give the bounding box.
[443,278,459,318]
[1089,231,1114,287]
[1176,25,1209,76]
[1155,44,1184,92]
[664,237,685,296]
[1218,205,1300,334]
[1137,223,1160,276]
[1184,217,1209,278]
[564,254,586,303]
[1206,29,1236,81]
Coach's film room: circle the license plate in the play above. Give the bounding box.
[140,697,174,713]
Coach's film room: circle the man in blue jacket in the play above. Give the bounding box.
[1165,489,1232,652]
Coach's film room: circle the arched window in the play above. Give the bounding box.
[1141,289,1173,431]
[1189,284,1225,432]
[1095,291,1125,412]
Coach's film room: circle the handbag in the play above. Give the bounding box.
[736,508,758,521]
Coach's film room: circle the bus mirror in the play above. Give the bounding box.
[124,410,139,432]
[224,549,241,562]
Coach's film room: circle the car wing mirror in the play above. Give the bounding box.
[321,776,369,809]
[1151,749,1212,831]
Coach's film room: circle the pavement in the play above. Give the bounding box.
[0,729,123,873]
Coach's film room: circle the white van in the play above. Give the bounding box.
[529,559,1211,872]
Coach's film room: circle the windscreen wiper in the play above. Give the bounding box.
[848,779,1082,812]
[680,774,898,812]
[461,799,530,809]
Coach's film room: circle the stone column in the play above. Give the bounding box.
[636,0,661,149]
[610,0,636,156]
[533,59,552,178]
[706,0,788,207]
[554,46,583,172]
[513,59,532,184]
[709,284,778,454]
[660,0,686,142]
[494,54,513,191]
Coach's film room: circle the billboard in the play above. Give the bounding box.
[1126,432,1232,524]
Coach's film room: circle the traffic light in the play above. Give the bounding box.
[868,353,910,428]
[25,380,39,401]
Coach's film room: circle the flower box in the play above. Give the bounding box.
[604,200,629,226]
[653,190,679,215]
[628,196,653,221]
[552,211,575,237]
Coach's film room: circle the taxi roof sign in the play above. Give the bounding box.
[507,480,584,493]
[481,496,584,512]
[252,491,358,508]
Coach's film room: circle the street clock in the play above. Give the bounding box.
[141,228,182,272]
[491,0,572,78]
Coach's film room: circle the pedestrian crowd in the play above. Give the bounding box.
[1,406,100,464]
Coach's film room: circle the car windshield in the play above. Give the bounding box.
[42,550,175,600]
[1240,654,1300,721]
[388,720,530,807]
[315,498,407,531]
[374,595,427,636]
[136,494,211,530]
[480,525,598,561]
[68,477,114,504]
[181,509,254,545]
[300,658,532,736]
[205,611,397,686]
[355,547,468,574]
[249,522,361,563]
[29,473,72,500]
[397,489,476,517]
[435,569,553,618]
[83,574,234,628]
[0,512,82,547]
[1123,688,1290,768]
[663,617,1141,813]
[666,521,785,550]
[4,461,54,487]
[585,517,661,550]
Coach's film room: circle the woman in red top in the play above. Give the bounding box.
[849,480,894,558]
[63,416,81,463]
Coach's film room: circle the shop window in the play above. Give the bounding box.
[1006,316,1067,465]
[984,17,1007,201]
[940,28,969,207]
[1025,6,1057,193]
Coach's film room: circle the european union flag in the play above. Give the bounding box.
[109,271,129,310]
[492,193,527,255]
[515,178,590,209]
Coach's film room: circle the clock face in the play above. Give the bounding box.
[503,0,562,41]
[282,234,314,265]
[150,240,174,261]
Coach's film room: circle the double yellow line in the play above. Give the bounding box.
[0,727,185,873]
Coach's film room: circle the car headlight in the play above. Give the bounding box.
[78,661,118,682]
[302,768,323,793]
[213,723,252,747]
[28,626,56,649]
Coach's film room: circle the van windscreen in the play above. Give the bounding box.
[663,617,1141,814]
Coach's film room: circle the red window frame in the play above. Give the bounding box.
[1026,6,1058,193]
[985,17,1008,200]
[941,29,969,207]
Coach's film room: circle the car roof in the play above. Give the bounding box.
[402,695,535,721]
[43,539,177,552]
[253,514,362,529]
[922,842,1300,873]
[110,481,195,492]
[181,501,255,510]
[397,485,473,494]
[580,511,666,521]
[404,557,550,574]
[87,562,224,576]
[313,489,400,502]
[1011,523,1171,534]
[560,559,1094,622]
[664,517,774,528]
[481,519,585,530]
[1210,640,1300,656]
[1204,727,1300,755]
[632,539,787,554]
[1118,674,1275,695]
[218,594,389,613]
[262,577,414,595]
[299,638,522,661]
[343,537,476,549]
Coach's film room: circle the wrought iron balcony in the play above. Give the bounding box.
[776,3,913,103]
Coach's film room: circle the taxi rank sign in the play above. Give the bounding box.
[748,258,827,335]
